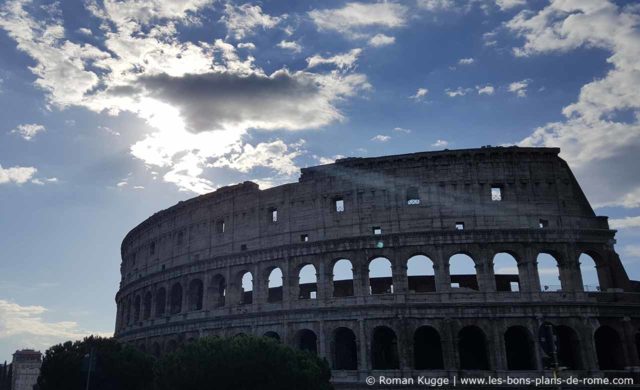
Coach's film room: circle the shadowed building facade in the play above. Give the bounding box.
[114,147,640,388]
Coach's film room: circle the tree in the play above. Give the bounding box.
[37,336,154,390]
[154,336,333,390]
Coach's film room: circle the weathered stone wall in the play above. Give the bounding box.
[114,147,640,387]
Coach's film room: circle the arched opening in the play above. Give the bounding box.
[142,291,152,320]
[267,268,283,303]
[241,271,253,304]
[298,264,317,299]
[372,326,400,369]
[170,283,182,314]
[333,327,358,370]
[133,296,141,322]
[155,287,166,317]
[369,257,393,294]
[493,253,520,292]
[333,259,354,297]
[458,326,489,370]
[579,254,600,292]
[556,325,582,370]
[538,253,562,292]
[595,326,624,370]
[407,255,435,292]
[295,329,318,354]
[450,254,478,290]
[504,326,535,370]
[414,326,444,369]
[188,279,203,311]
[210,274,226,308]
[264,331,281,342]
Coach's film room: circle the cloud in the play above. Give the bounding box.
[371,135,391,142]
[277,40,302,53]
[237,42,256,50]
[368,33,395,47]
[306,49,362,71]
[417,0,456,11]
[410,87,429,101]
[0,299,111,353]
[508,79,530,97]
[622,245,640,258]
[10,123,45,141]
[212,139,304,176]
[495,0,526,11]
[0,165,37,185]
[432,139,449,147]
[308,2,407,39]
[476,84,495,95]
[458,57,475,65]
[445,87,472,97]
[220,3,281,40]
[0,0,370,194]
[510,1,640,208]
[76,27,92,36]
[393,127,411,133]
[314,154,346,165]
[98,125,120,136]
[610,216,640,229]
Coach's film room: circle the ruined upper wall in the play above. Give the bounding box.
[119,146,609,282]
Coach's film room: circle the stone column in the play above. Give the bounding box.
[392,250,408,295]
[358,320,369,370]
[579,323,598,371]
[433,248,451,292]
[477,256,496,292]
[318,320,327,359]
[353,252,368,298]
[621,318,640,368]
[253,263,263,305]
[442,320,457,370]
[491,321,506,370]
[523,246,541,293]
[181,277,189,313]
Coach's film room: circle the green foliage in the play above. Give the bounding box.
[154,336,333,390]
[37,336,154,390]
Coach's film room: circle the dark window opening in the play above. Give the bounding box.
[372,226,382,235]
[539,219,549,228]
[455,222,464,230]
[458,326,490,370]
[188,279,204,311]
[595,326,625,370]
[555,325,582,370]
[300,234,309,242]
[240,244,247,251]
[150,242,156,256]
[142,292,152,320]
[333,327,358,370]
[296,329,318,354]
[215,219,225,233]
[210,275,226,308]
[169,283,182,314]
[264,331,281,342]
[505,326,535,370]
[414,326,444,369]
[372,326,400,369]
[177,231,184,245]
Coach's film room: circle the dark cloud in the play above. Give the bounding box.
[136,70,332,133]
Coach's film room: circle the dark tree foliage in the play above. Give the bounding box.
[37,336,154,390]
[154,336,333,390]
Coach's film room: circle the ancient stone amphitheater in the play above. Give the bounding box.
[115,147,640,388]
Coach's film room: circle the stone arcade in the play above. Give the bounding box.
[114,147,640,388]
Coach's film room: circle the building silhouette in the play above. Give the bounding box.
[114,147,640,388]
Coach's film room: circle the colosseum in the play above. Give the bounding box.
[115,146,640,388]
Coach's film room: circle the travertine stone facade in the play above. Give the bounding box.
[115,147,640,388]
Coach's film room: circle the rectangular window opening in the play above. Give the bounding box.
[406,187,421,205]
[372,226,382,235]
[539,219,549,228]
[491,186,502,201]
[215,220,225,233]
[150,242,156,256]
[451,282,460,288]
[510,282,520,292]
[240,244,247,251]
[335,198,345,213]
[269,208,278,223]
[455,222,464,230]
[300,234,309,242]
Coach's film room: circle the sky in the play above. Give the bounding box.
[1,0,640,362]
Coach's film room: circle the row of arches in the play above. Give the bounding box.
[140,324,628,372]
[119,251,608,327]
